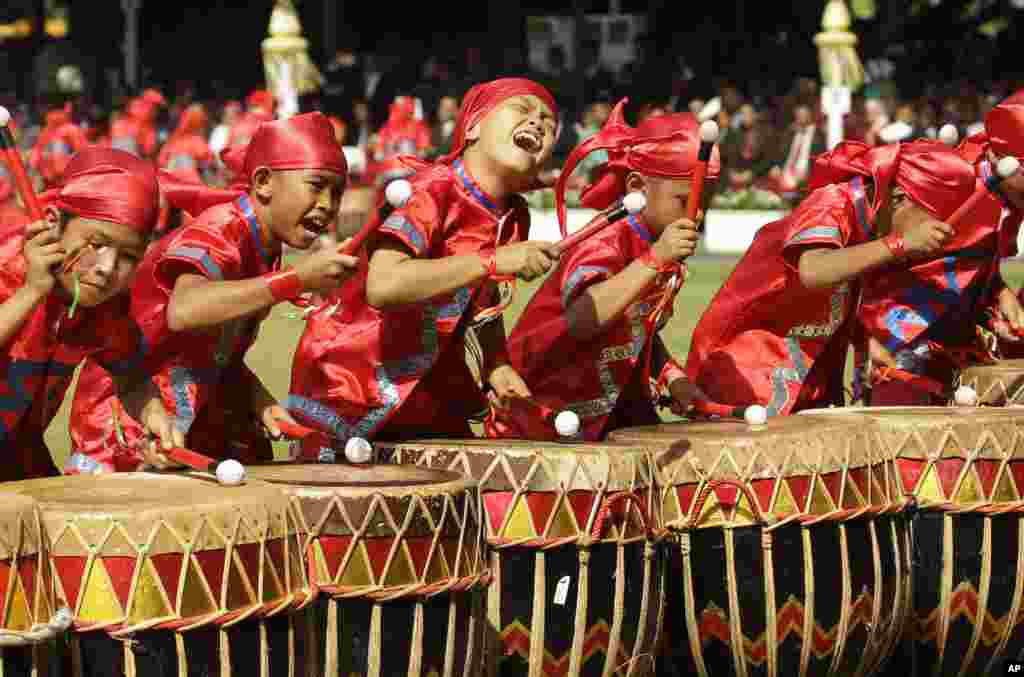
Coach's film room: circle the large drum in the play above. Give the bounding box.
[953,359,1024,406]
[378,439,665,677]
[0,492,67,677]
[6,473,312,677]
[800,406,1024,677]
[244,463,487,677]
[609,416,909,677]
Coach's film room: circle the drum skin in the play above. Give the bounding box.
[244,463,487,677]
[610,416,909,677]
[801,406,1024,677]
[378,438,666,677]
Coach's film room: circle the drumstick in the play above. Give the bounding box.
[658,395,768,424]
[341,178,412,255]
[0,106,42,220]
[165,447,246,485]
[274,419,375,463]
[946,156,1019,228]
[938,124,959,147]
[555,192,646,253]
[685,120,720,221]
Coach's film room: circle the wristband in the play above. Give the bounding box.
[881,233,906,259]
[264,269,304,302]
[656,360,687,392]
[639,248,675,273]
[479,250,497,277]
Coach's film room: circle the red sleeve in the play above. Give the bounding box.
[154,222,244,289]
[93,313,148,377]
[376,190,441,257]
[780,186,855,271]
[556,232,625,311]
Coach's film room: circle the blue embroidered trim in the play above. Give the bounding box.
[44,140,72,156]
[111,137,139,155]
[379,214,426,255]
[167,154,196,170]
[168,365,221,434]
[0,359,76,443]
[454,159,501,216]
[238,195,274,269]
[786,226,843,246]
[167,246,224,280]
[627,214,655,243]
[287,286,473,442]
[766,336,810,416]
[561,266,610,309]
[65,452,103,475]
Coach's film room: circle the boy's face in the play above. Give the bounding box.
[630,175,717,233]
[55,214,147,308]
[259,168,345,249]
[469,95,557,180]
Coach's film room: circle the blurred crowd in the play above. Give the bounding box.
[2,37,1019,218]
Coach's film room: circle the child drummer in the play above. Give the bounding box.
[485,100,715,441]
[287,78,562,458]
[0,147,160,480]
[126,112,360,468]
[859,90,1024,402]
[686,140,977,416]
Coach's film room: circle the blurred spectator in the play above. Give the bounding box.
[431,94,459,156]
[367,95,432,188]
[721,103,774,191]
[879,104,917,144]
[862,98,890,146]
[768,103,824,196]
[208,101,240,160]
[580,40,616,115]
[322,47,365,120]
[347,97,372,148]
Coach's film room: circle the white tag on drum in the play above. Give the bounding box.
[554,576,571,606]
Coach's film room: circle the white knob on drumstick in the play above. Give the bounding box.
[953,385,978,407]
[384,178,413,209]
[215,459,246,485]
[744,404,768,426]
[997,156,1020,179]
[554,410,581,438]
[345,436,374,464]
[0,107,10,127]
[938,124,959,147]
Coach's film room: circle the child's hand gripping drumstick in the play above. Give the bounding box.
[554,191,646,254]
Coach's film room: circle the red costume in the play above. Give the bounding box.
[29,106,89,188]
[0,164,28,227]
[226,91,276,152]
[686,141,977,416]
[158,105,213,183]
[109,98,160,159]
[368,96,432,187]
[120,113,345,466]
[485,101,720,441]
[0,148,159,480]
[287,79,557,459]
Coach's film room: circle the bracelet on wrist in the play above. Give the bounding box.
[264,269,304,302]
[881,233,906,259]
[639,249,675,273]
[657,360,687,391]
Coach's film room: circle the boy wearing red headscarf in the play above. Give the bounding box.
[287,78,562,458]
[123,112,358,469]
[368,96,432,187]
[29,102,89,188]
[0,147,159,480]
[227,90,276,151]
[858,92,1024,402]
[109,95,162,160]
[484,100,715,441]
[158,104,214,184]
[686,141,977,416]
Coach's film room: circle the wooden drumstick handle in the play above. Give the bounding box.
[555,192,646,254]
[342,178,412,255]
[275,419,321,440]
[0,106,43,219]
[657,395,748,419]
[685,120,720,222]
[946,156,1020,228]
[166,446,218,473]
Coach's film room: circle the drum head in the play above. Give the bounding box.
[246,462,463,488]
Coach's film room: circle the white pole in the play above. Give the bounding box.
[121,0,141,90]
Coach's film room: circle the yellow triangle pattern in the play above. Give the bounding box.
[808,476,835,514]
[179,557,215,618]
[955,469,983,504]
[383,542,417,587]
[77,559,123,622]
[501,496,537,540]
[773,480,798,516]
[225,554,253,610]
[127,558,172,623]
[5,571,30,631]
[260,547,284,604]
[993,469,1018,502]
[916,465,945,503]
[547,499,577,539]
[339,543,373,588]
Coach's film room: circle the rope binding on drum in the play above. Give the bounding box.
[0,607,73,647]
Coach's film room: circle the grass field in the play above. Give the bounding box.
[40,257,1024,469]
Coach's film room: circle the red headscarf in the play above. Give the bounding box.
[247,90,276,114]
[807,140,976,222]
[39,147,159,234]
[966,89,1024,159]
[438,78,557,164]
[0,163,13,204]
[162,112,347,216]
[169,104,208,140]
[555,98,722,237]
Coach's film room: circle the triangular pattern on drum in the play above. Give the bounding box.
[693,487,725,526]
[4,570,30,630]
[0,561,11,623]
[337,495,373,538]
[234,543,261,594]
[546,495,579,538]
[103,557,138,614]
[1009,463,1024,500]
[974,460,1001,500]
[935,459,966,501]
[749,479,775,515]
[180,555,216,617]
[150,552,184,610]
[224,552,254,609]
[363,537,395,584]
[266,539,287,593]
[482,492,515,537]
[786,476,812,513]
[127,558,172,623]
[731,489,758,526]
[809,475,835,513]
[405,535,433,581]
[772,479,799,516]
[849,468,871,503]
[955,469,983,504]
[260,545,284,604]
[916,465,945,503]
[820,471,843,508]
[383,541,417,587]
[440,533,461,579]
[524,493,558,538]
[338,542,374,587]
[77,559,124,621]
[500,495,535,539]
[896,459,927,495]
[102,526,136,561]
[318,535,352,581]
[567,491,597,533]
[673,485,697,522]
[53,556,87,611]
[17,559,36,620]
[712,483,740,510]
[993,467,1019,502]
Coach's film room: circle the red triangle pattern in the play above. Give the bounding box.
[317,535,352,579]
[0,561,11,621]
[54,556,88,609]
[974,460,1001,499]
[848,468,871,501]
[233,543,262,586]
[896,459,927,494]
[405,535,433,579]
[483,492,516,535]
[266,539,287,582]
[102,556,139,613]
[750,479,775,514]
[523,492,558,535]
[18,559,36,613]
[363,538,396,582]
[1010,462,1024,499]
[787,477,811,512]
[712,484,739,508]
[820,472,843,506]
[193,551,227,597]
[150,553,185,608]
[567,491,596,531]
[675,485,698,517]
[935,459,966,500]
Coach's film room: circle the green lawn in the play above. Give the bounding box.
[41,258,1024,469]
